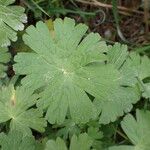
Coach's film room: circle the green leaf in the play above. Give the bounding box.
[14,17,140,124]
[108,44,150,86]
[142,83,150,99]
[45,137,67,150]
[107,43,128,69]
[0,47,11,78]
[109,146,133,150]
[109,110,150,150]
[86,43,141,124]
[45,133,93,150]
[0,84,46,135]
[119,51,150,99]
[0,130,36,150]
[55,119,81,140]
[94,86,140,124]
[0,0,15,6]
[87,126,104,149]
[87,127,103,140]
[120,52,150,86]
[77,62,140,124]
[70,133,93,150]
[13,17,109,124]
[0,0,27,46]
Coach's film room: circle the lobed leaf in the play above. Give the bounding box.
[14,18,109,124]
[45,133,93,150]
[0,130,36,150]
[14,18,140,124]
[0,84,47,136]
[0,0,27,46]
[109,110,150,150]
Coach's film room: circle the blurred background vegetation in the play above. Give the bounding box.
[15,0,150,55]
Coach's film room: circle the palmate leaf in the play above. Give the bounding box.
[108,43,150,99]
[0,47,11,78]
[45,133,93,150]
[0,84,46,136]
[93,44,140,124]
[13,17,108,124]
[0,0,27,47]
[120,52,150,86]
[121,52,150,100]
[109,110,150,150]
[14,18,140,125]
[0,130,36,150]
[95,43,150,124]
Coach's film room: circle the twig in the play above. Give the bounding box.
[76,0,144,15]
[144,0,149,33]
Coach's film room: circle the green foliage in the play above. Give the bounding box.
[109,110,150,150]
[0,47,11,78]
[120,51,150,100]
[0,130,37,150]
[14,18,142,126]
[0,84,46,136]
[54,119,81,140]
[14,17,107,124]
[120,52,150,85]
[0,0,27,47]
[0,5,149,149]
[45,133,93,150]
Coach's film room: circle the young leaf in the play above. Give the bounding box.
[0,84,46,135]
[0,130,36,150]
[45,137,67,150]
[109,110,150,150]
[87,126,104,149]
[0,0,27,47]
[45,133,93,150]
[87,127,103,140]
[0,47,11,78]
[55,119,81,140]
[70,133,93,150]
